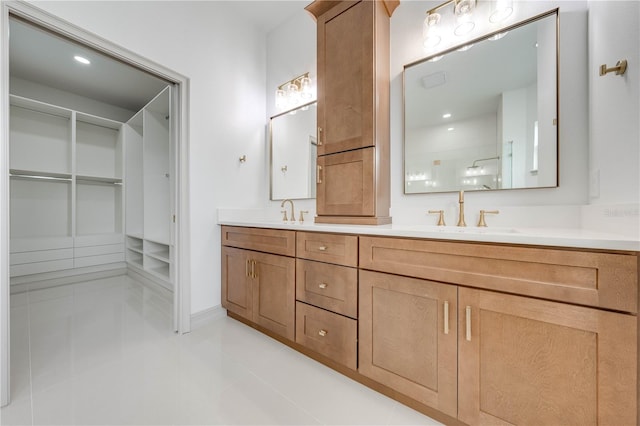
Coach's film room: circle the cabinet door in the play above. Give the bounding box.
[252,251,295,341]
[317,0,374,155]
[317,147,375,216]
[359,270,458,417]
[458,287,637,426]
[221,246,252,321]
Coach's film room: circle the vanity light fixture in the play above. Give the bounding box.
[275,72,314,110]
[422,0,515,49]
[74,55,90,65]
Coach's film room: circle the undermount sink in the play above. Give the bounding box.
[401,225,519,234]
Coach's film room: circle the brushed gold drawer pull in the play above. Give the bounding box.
[316,165,323,184]
[318,246,327,251]
[317,127,323,145]
[443,301,450,335]
[465,306,472,341]
[318,283,328,289]
[318,329,327,337]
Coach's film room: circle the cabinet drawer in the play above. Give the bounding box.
[222,226,295,257]
[295,301,357,370]
[296,259,358,318]
[360,236,639,313]
[296,231,358,266]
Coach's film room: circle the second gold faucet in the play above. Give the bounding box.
[457,190,466,227]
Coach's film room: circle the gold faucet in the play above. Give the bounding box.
[477,210,499,227]
[281,199,295,223]
[457,190,466,227]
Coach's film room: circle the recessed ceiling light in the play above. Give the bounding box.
[447,127,454,131]
[442,113,452,119]
[74,55,91,65]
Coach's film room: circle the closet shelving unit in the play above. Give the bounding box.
[9,86,173,292]
[124,87,173,290]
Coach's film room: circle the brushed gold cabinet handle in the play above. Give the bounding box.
[318,246,327,251]
[465,306,472,341]
[251,260,257,279]
[318,283,328,289]
[246,259,250,277]
[316,165,323,184]
[317,127,323,145]
[444,301,449,335]
[318,329,327,337]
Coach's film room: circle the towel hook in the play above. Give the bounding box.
[599,59,627,77]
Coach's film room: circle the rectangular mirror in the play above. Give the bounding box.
[404,10,558,194]
[270,102,317,200]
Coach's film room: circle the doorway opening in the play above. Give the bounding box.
[1,2,191,407]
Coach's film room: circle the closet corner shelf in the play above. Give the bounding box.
[146,251,170,263]
[127,247,144,255]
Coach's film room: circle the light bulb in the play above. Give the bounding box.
[454,0,476,36]
[490,0,513,23]
[275,89,286,109]
[299,76,313,100]
[423,12,442,48]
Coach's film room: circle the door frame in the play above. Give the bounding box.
[0,1,192,407]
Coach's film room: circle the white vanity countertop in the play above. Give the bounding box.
[218,219,640,252]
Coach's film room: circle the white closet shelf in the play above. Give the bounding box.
[146,250,169,263]
[127,247,144,255]
[10,94,73,118]
[126,233,144,240]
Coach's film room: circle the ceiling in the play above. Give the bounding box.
[9,1,305,113]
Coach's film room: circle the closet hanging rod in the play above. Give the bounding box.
[75,178,122,185]
[9,173,72,182]
[11,103,71,120]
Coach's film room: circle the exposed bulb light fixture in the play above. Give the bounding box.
[275,72,314,110]
[74,55,90,65]
[489,0,513,23]
[422,0,515,50]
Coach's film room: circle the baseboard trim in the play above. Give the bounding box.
[126,269,173,300]
[191,305,226,330]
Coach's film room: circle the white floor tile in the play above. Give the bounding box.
[5,275,440,425]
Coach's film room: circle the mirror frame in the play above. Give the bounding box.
[403,9,560,194]
[269,100,317,201]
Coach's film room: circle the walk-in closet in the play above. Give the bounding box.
[8,18,177,303]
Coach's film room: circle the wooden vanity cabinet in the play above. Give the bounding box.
[359,270,458,417]
[295,231,359,369]
[359,235,638,425]
[458,287,636,426]
[221,226,296,340]
[306,0,395,225]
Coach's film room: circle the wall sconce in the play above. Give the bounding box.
[423,0,513,49]
[275,72,315,110]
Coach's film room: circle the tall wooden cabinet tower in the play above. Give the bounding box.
[306,0,398,225]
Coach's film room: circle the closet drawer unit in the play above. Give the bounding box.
[360,236,639,313]
[295,301,357,370]
[10,248,74,265]
[296,232,358,267]
[74,252,125,268]
[10,259,74,277]
[296,259,358,318]
[74,243,124,258]
[222,226,295,257]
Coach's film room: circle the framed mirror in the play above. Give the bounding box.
[404,10,558,194]
[270,101,317,200]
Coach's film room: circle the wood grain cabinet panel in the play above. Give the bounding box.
[295,301,357,370]
[296,259,358,318]
[221,246,253,321]
[360,236,638,313]
[458,287,637,425]
[296,231,358,266]
[359,270,458,417]
[221,225,295,257]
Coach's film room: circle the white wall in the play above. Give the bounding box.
[265,8,317,215]
[30,0,270,313]
[10,77,136,122]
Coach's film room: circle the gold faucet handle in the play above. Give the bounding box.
[299,210,309,223]
[477,210,499,227]
[281,210,288,222]
[428,210,446,226]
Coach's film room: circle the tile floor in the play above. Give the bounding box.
[1,275,442,425]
